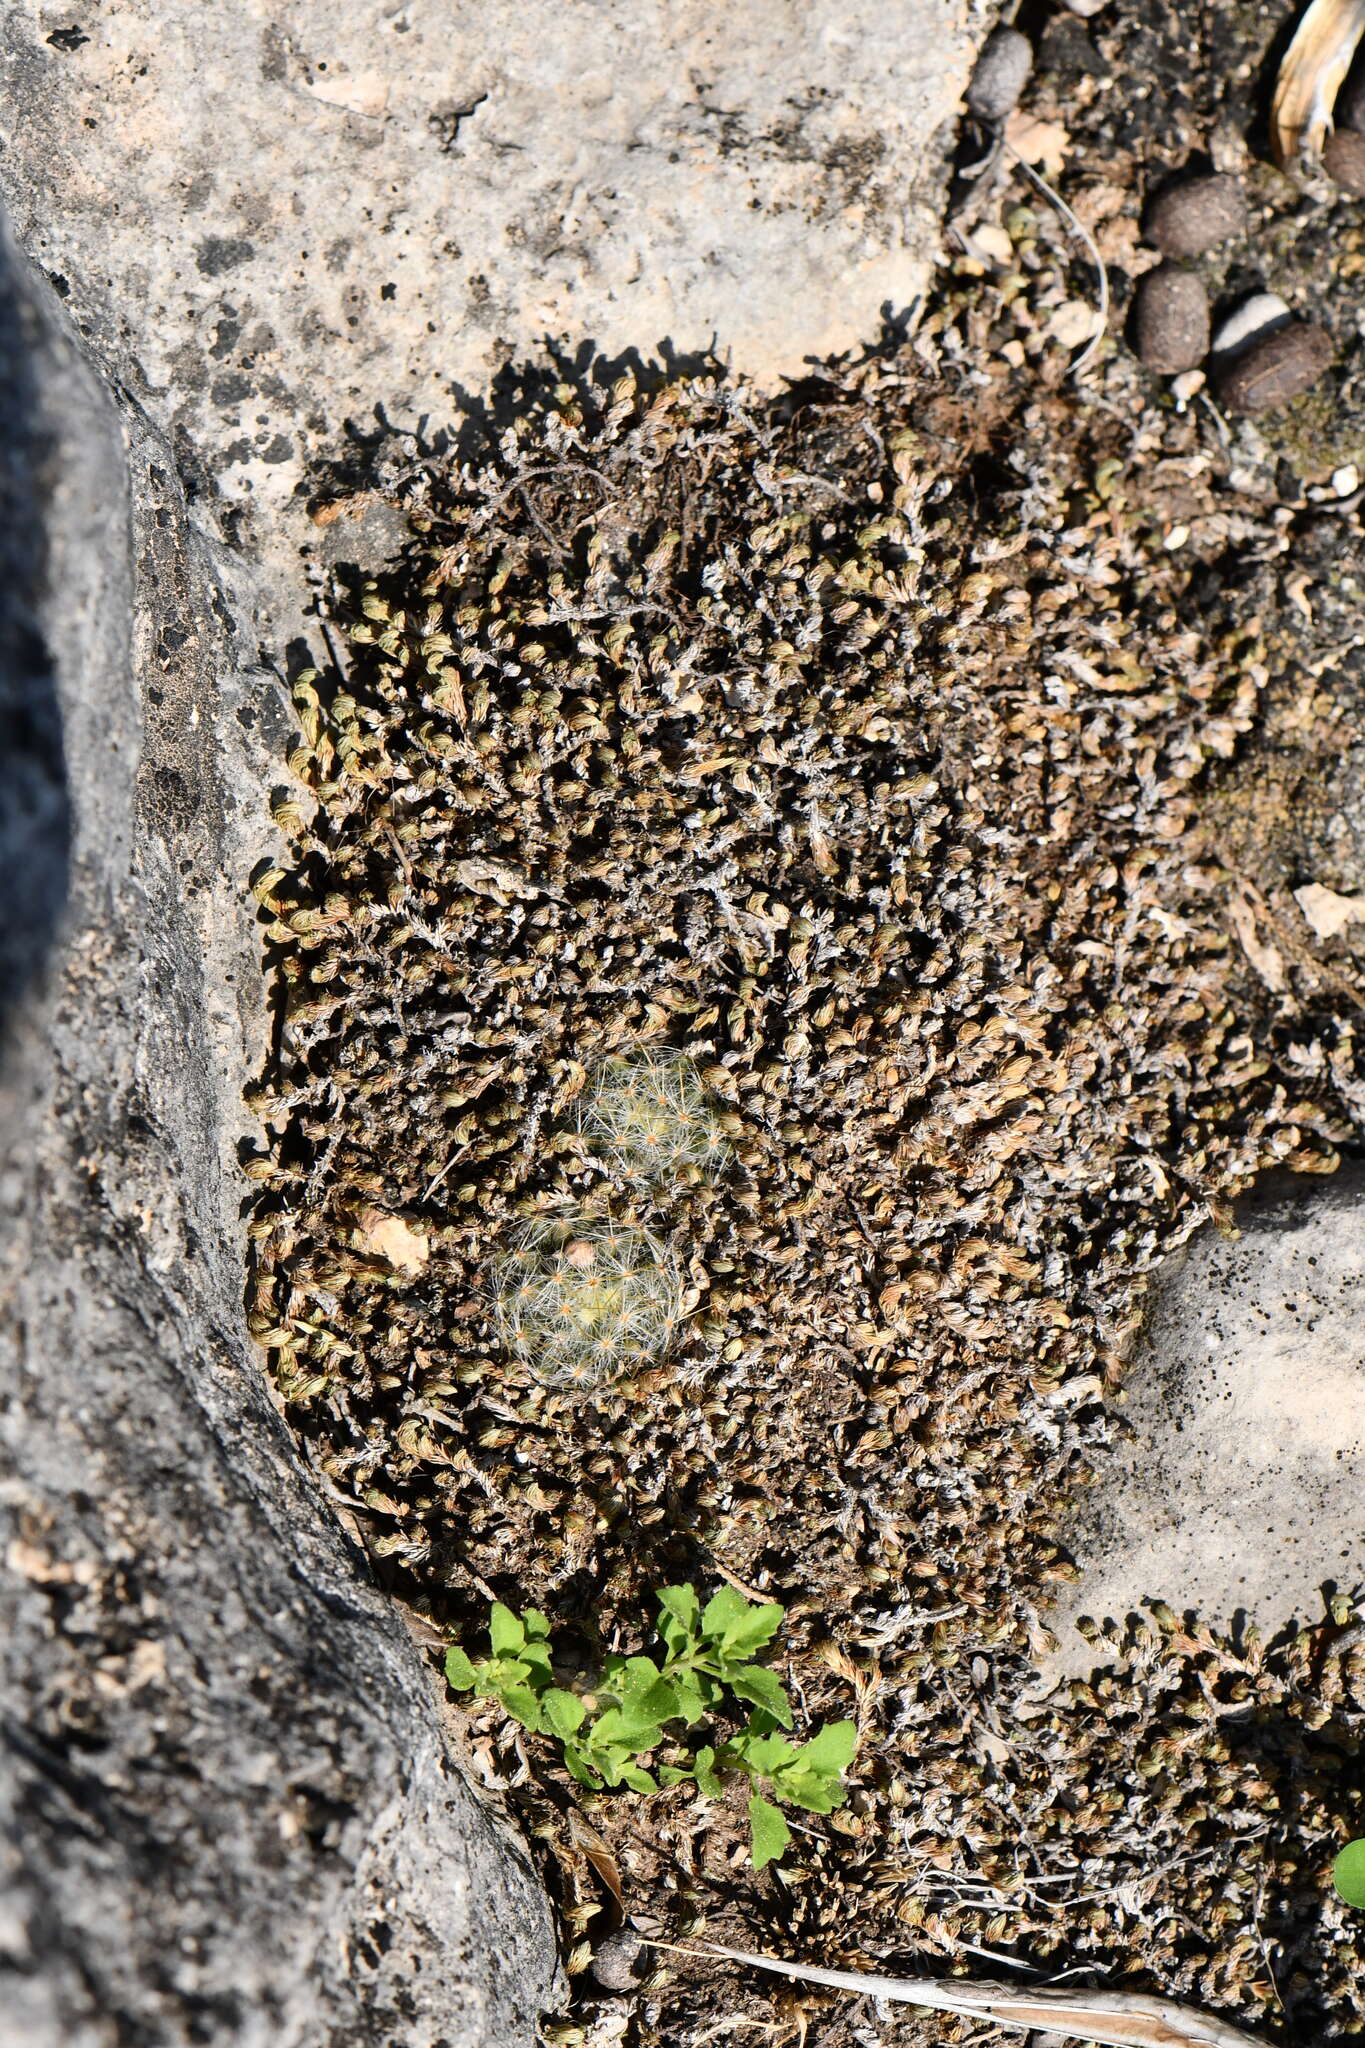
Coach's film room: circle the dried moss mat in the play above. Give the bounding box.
[245,197,1365,2045]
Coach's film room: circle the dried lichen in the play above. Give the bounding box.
[245,109,1365,2043]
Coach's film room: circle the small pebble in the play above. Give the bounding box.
[1133,265,1211,374]
[592,1932,647,1993]
[1214,323,1334,415]
[1063,0,1109,14]
[964,28,1033,123]
[1210,291,1292,360]
[1145,173,1247,258]
[1323,127,1365,196]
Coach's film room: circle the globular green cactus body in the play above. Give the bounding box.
[577,1048,732,1185]
[492,1217,683,1390]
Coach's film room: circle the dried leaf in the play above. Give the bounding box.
[1226,887,1287,992]
[1294,880,1365,939]
[1270,0,1365,164]
[568,1816,626,1929]
[358,1208,430,1274]
[1004,111,1070,178]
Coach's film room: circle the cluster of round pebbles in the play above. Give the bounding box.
[963,20,1352,427]
[1134,173,1335,414]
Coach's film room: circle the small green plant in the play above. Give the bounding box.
[1333,1838,1365,1909]
[490,1217,683,1389]
[444,1583,856,1868]
[577,1048,733,1185]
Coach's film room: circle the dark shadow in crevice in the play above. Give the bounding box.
[303,314,924,528]
[0,231,71,1052]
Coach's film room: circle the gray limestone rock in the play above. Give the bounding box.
[1039,1169,1365,1684]
[0,0,973,596]
[0,216,557,2048]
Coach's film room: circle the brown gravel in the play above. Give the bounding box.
[1214,322,1335,415]
[1144,174,1247,259]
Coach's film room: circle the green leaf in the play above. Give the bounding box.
[444,1646,478,1689]
[1334,1838,1365,1909]
[497,1684,545,1733]
[479,1655,533,1696]
[489,1603,526,1656]
[658,1585,701,1632]
[701,1585,752,1643]
[669,1670,713,1725]
[796,1720,858,1776]
[523,1609,552,1640]
[618,1654,663,1688]
[541,1688,587,1740]
[731,1727,799,1776]
[594,1749,628,1789]
[726,1664,793,1728]
[518,1640,554,1689]
[771,1770,844,1814]
[562,1743,603,1788]
[691,1744,725,1799]
[702,1586,784,1658]
[748,1793,791,1870]
[591,1706,665,1755]
[615,1657,680,1727]
[619,1675,682,1730]
[621,1762,658,1793]
[657,1585,701,1655]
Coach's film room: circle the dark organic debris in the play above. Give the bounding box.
[1133,265,1211,375]
[246,35,1365,2039]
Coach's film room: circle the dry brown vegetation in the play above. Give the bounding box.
[245,32,1365,2035]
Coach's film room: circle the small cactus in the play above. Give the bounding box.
[577,1048,731,1185]
[491,1217,684,1390]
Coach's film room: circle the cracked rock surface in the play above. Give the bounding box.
[1,0,972,566]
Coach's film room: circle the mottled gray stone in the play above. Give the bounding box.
[0,0,973,592]
[1039,1169,1365,1683]
[964,28,1032,122]
[0,215,558,2048]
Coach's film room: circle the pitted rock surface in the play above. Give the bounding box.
[0,0,972,570]
[1041,1169,1365,1682]
[0,203,556,2048]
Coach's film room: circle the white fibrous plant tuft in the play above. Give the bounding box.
[577,1048,732,1185]
[491,1218,684,1389]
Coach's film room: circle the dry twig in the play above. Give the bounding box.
[690,1941,1264,2048]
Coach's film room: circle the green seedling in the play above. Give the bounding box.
[445,1583,856,1868]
